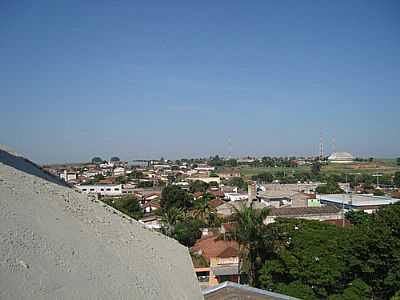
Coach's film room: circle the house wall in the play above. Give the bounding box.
[77,184,123,196]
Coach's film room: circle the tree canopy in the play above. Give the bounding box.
[255,203,400,299]
[160,185,193,212]
[91,157,103,164]
[315,181,344,194]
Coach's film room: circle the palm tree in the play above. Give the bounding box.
[230,202,270,286]
[160,207,185,237]
[191,194,217,226]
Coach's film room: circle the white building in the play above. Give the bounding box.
[76,184,123,196]
[195,165,215,172]
[113,167,125,177]
[224,192,248,201]
[187,177,220,185]
[317,193,400,213]
[328,152,354,163]
[60,170,77,182]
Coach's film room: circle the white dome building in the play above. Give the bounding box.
[328,152,354,163]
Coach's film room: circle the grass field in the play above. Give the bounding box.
[239,160,400,178]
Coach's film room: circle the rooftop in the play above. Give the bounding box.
[203,281,300,300]
[317,193,400,207]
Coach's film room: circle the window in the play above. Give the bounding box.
[90,188,95,191]
[82,188,87,192]
[106,188,111,191]
[114,188,119,191]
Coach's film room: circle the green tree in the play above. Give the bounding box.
[348,203,400,299]
[91,157,103,164]
[328,279,372,300]
[258,219,352,298]
[101,196,143,220]
[230,202,270,286]
[311,162,321,176]
[172,217,203,247]
[228,177,248,190]
[191,193,219,226]
[315,181,344,194]
[345,210,370,225]
[128,170,144,179]
[226,159,238,167]
[394,171,400,188]
[110,156,120,162]
[189,180,209,193]
[373,189,385,196]
[397,158,400,166]
[160,207,185,236]
[124,198,144,219]
[252,172,273,183]
[209,155,224,167]
[161,185,193,212]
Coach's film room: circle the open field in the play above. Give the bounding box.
[239,160,400,178]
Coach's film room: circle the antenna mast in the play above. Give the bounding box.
[319,133,324,159]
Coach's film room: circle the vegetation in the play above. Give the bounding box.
[91,157,103,164]
[81,174,105,185]
[161,185,193,211]
[189,180,209,193]
[311,161,321,176]
[191,193,219,226]
[159,185,211,247]
[345,210,370,225]
[226,177,248,190]
[101,195,143,220]
[252,172,274,183]
[315,181,344,194]
[137,181,154,188]
[229,203,400,299]
[395,172,400,188]
[229,202,271,286]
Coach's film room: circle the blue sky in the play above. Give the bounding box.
[1,1,399,163]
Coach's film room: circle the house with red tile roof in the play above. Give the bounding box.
[192,233,240,288]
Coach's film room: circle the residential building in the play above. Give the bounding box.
[76,184,123,196]
[113,166,125,177]
[224,192,248,201]
[192,233,240,288]
[216,168,241,179]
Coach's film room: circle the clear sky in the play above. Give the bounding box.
[1,1,399,163]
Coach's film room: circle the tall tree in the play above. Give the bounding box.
[191,193,218,226]
[394,171,400,188]
[230,202,270,286]
[160,185,193,211]
[311,162,321,176]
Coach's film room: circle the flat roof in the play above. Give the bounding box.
[203,281,300,300]
[317,194,400,207]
